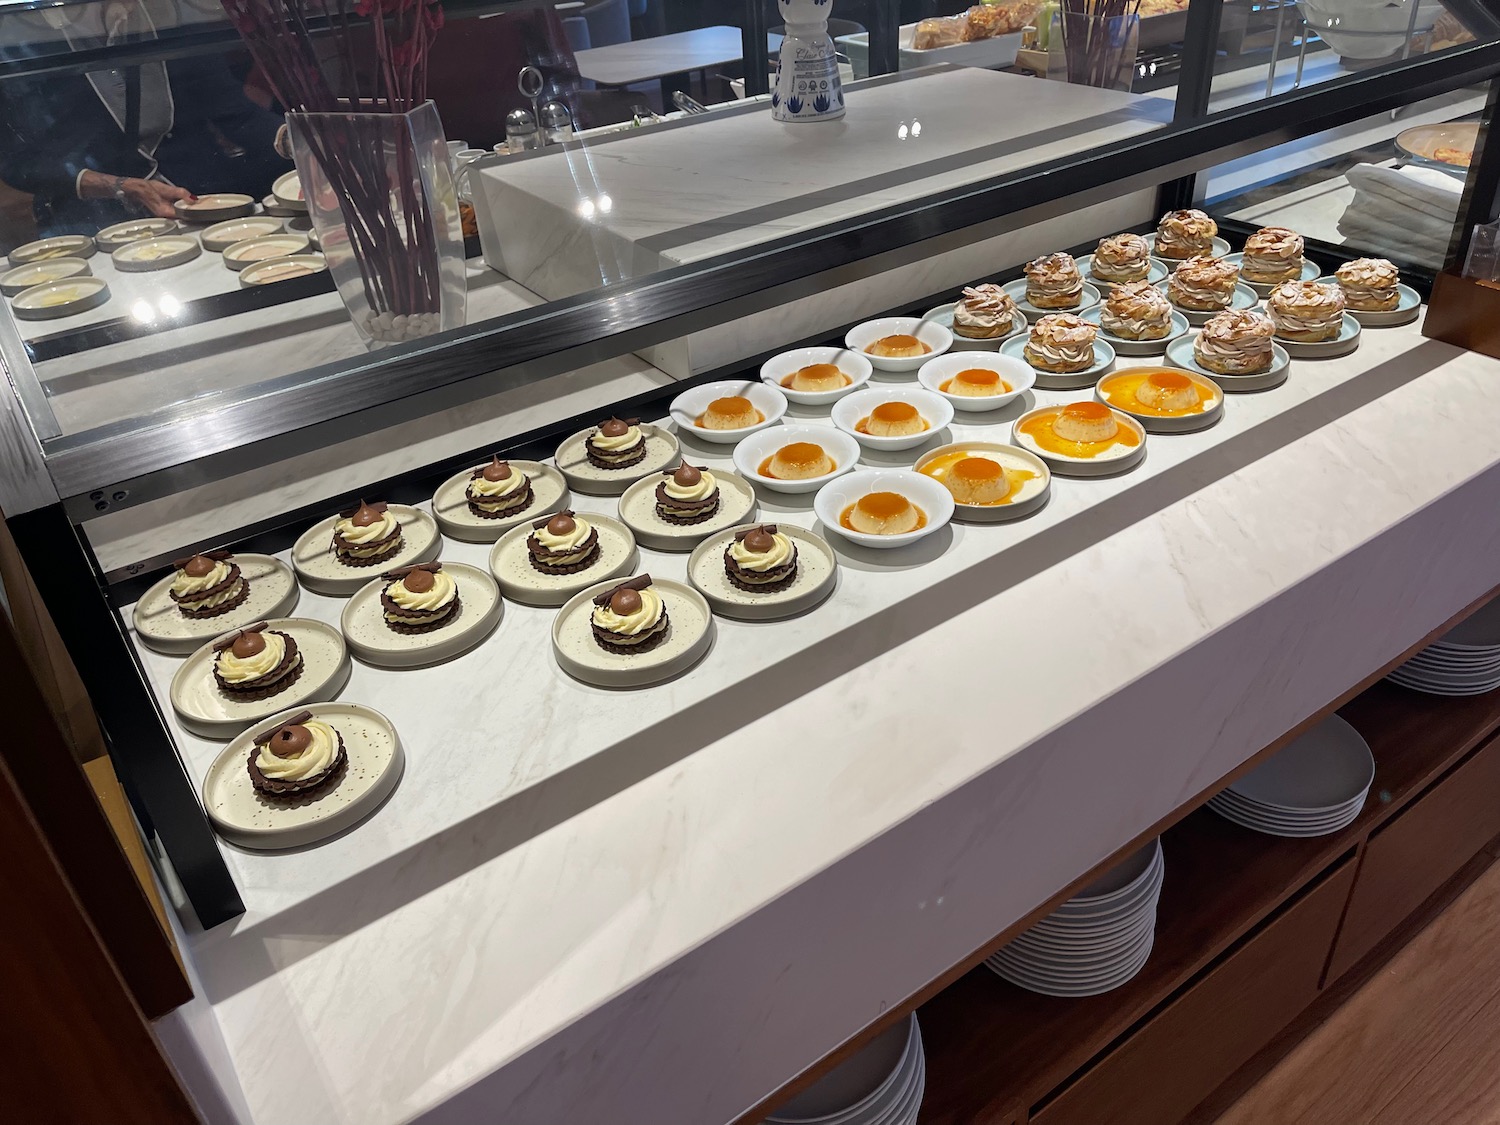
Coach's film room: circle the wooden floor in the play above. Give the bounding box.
[1209,855,1500,1125]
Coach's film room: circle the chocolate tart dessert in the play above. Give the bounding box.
[247,710,348,798]
[527,511,602,575]
[380,562,462,634]
[723,525,799,592]
[212,622,304,700]
[655,462,722,525]
[332,500,404,567]
[585,417,647,469]
[169,550,250,619]
[466,456,534,519]
[590,574,671,654]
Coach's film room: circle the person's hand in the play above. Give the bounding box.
[120,178,195,218]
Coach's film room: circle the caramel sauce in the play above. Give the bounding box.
[758,442,835,480]
[696,395,765,429]
[1019,407,1141,458]
[781,363,851,390]
[918,449,1039,506]
[1098,369,1213,417]
[855,401,929,435]
[840,493,928,533]
[864,333,931,358]
[940,368,1010,394]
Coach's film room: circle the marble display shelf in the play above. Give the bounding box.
[138,314,1500,1125]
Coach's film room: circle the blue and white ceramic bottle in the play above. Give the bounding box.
[772,0,845,123]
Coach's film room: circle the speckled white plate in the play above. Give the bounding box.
[202,215,285,253]
[687,524,837,621]
[1318,279,1421,327]
[920,303,1027,352]
[340,563,501,668]
[1000,334,1115,391]
[112,235,202,272]
[617,470,756,551]
[1274,312,1361,359]
[201,702,403,850]
[169,618,349,739]
[292,506,441,596]
[554,423,680,495]
[913,442,1051,523]
[133,554,299,655]
[1094,369,1224,434]
[488,513,637,606]
[552,576,713,688]
[1166,335,1291,393]
[1001,278,1102,323]
[1079,306,1190,357]
[1011,405,1147,477]
[432,460,570,541]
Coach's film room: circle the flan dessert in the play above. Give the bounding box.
[696,395,763,431]
[940,366,1011,398]
[951,283,1018,339]
[1155,208,1218,260]
[1018,402,1141,459]
[169,549,248,618]
[841,491,926,536]
[380,563,460,633]
[585,417,646,469]
[1194,308,1276,375]
[1167,255,1240,312]
[466,456,533,519]
[1100,280,1174,341]
[590,575,670,654]
[1024,252,1085,309]
[1241,226,1306,285]
[723,524,799,592]
[331,500,403,567]
[1267,279,1345,342]
[247,710,347,798]
[1090,233,1153,284]
[865,333,931,359]
[655,462,721,524]
[1023,313,1097,373]
[781,363,851,393]
[1334,257,1401,312]
[527,511,601,574]
[212,622,302,700]
[856,400,929,438]
[760,441,837,480]
[919,449,1039,507]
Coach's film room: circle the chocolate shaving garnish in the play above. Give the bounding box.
[533,509,575,530]
[734,524,778,541]
[254,711,315,745]
[338,499,389,522]
[593,573,653,606]
[213,622,269,652]
[173,548,233,571]
[382,562,442,580]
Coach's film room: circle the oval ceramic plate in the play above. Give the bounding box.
[169,618,350,739]
[201,702,403,850]
[202,215,286,253]
[688,523,838,620]
[617,469,756,551]
[239,253,327,287]
[1079,306,1190,357]
[7,234,95,267]
[272,170,308,210]
[1000,278,1102,323]
[1011,404,1147,477]
[1000,334,1115,391]
[913,442,1051,523]
[1144,232,1231,262]
[96,217,178,252]
[1094,369,1223,434]
[488,512,637,606]
[920,303,1027,351]
[1077,255,1169,289]
[0,257,90,298]
[292,505,441,596]
[11,276,109,320]
[552,576,713,688]
[132,554,300,655]
[1158,280,1260,326]
[112,235,202,272]
[1166,335,1291,393]
[432,459,569,542]
[1222,252,1322,296]
[222,233,311,271]
[1274,312,1362,359]
[340,563,501,668]
[554,423,680,495]
[174,193,256,223]
[1318,279,1421,327]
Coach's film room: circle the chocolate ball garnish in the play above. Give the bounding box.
[182,554,217,577]
[672,462,702,487]
[270,725,312,758]
[599,418,630,438]
[402,568,436,593]
[231,631,266,658]
[482,457,511,482]
[610,588,642,615]
[546,513,576,536]
[743,528,776,553]
[351,501,385,527]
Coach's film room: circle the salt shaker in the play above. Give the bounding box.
[505,108,543,154]
[539,100,574,145]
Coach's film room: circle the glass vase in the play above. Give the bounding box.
[1060,12,1140,92]
[286,101,466,349]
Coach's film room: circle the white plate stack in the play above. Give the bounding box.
[766,1015,925,1125]
[1386,599,1500,697]
[1208,714,1375,838]
[985,839,1162,997]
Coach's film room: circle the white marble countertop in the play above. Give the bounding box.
[574,25,749,86]
[141,312,1500,1125]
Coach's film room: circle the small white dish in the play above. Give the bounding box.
[617,469,757,551]
[11,276,110,320]
[913,442,1051,523]
[832,387,954,452]
[340,563,501,668]
[552,576,714,688]
[272,170,308,210]
[1080,306,1190,357]
[291,505,441,596]
[732,425,860,495]
[687,523,838,621]
[1158,279,1261,326]
[261,193,302,218]
[1317,279,1421,327]
[1223,252,1322,296]
[239,253,327,286]
[1077,255,1169,289]
[132,554,300,655]
[813,469,955,550]
[1166,334,1291,393]
[554,422,680,495]
[202,215,285,253]
[111,235,202,272]
[921,303,1027,352]
[760,346,873,405]
[174,192,256,223]
[95,217,178,252]
[432,459,569,542]
[487,513,637,606]
[1011,404,1147,477]
[999,333,1116,391]
[222,233,311,271]
[169,617,350,739]
[7,234,95,267]
[669,380,788,444]
[916,352,1033,413]
[844,316,953,372]
[1,257,91,297]
[1095,368,1224,434]
[1001,278,1103,323]
[201,702,403,850]
[1274,312,1362,359]
[1145,232,1231,262]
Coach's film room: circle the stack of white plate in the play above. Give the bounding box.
[1387,598,1500,696]
[985,839,1162,997]
[767,1015,924,1125]
[1208,714,1374,837]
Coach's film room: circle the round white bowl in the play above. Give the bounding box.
[760,346,873,405]
[831,386,954,452]
[732,424,861,494]
[916,352,1034,413]
[814,469,955,550]
[669,379,788,444]
[843,316,953,372]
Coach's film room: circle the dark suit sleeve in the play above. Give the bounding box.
[0,78,136,206]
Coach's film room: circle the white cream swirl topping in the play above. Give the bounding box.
[216,632,289,684]
[255,719,339,781]
[662,469,717,503]
[591,423,642,451]
[388,570,457,612]
[469,469,526,499]
[592,587,665,638]
[730,531,795,573]
[953,284,1016,330]
[335,509,398,545]
[172,559,231,598]
[535,515,592,552]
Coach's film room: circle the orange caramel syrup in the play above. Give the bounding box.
[840,494,928,533]
[855,401,928,436]
[939,368,1010,394]
[1098,369,1213,417]
[1018,407,1141,458]
[864,334,932,358]
[781,364,852,390]
[758,443,835,480]
[918,450,1039,506]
